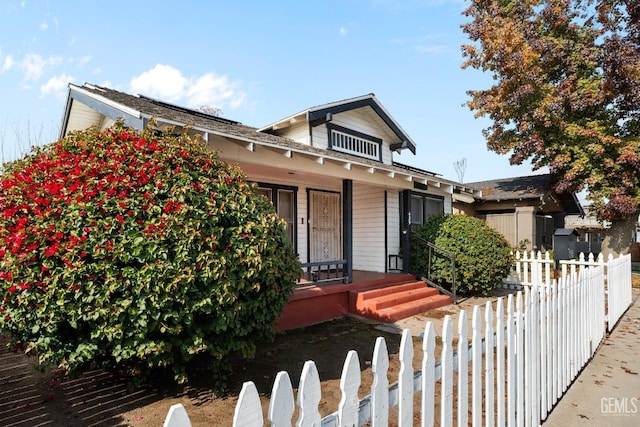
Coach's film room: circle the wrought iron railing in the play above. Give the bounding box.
[410,234,457,304]
[298,259,349,285]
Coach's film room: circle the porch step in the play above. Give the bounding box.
[350,281,452,323]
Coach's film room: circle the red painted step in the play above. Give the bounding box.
[350,281,452,323]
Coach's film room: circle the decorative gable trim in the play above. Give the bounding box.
[307,97,416,154]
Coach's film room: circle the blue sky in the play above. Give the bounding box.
[0,0,541,184]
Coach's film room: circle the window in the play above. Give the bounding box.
[401,191,444,231]
[257,184,297,250]
[327,123,382,161]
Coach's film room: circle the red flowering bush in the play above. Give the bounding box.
[0,121,300,383]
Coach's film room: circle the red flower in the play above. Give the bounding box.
[44,244,59,257]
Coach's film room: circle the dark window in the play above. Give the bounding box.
[257,183,297,250]
[401,191,444,231]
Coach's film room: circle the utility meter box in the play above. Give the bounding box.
[553,228,579,262]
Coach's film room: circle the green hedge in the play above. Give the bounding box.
[411,215,513,295]
[0,122,301,383]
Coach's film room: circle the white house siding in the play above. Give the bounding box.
[311,109,396,165]
[353,183,387,272]
[276,120,310,145]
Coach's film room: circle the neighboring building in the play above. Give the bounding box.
[565,205,608,256]
[459,174,584,252]
[61,83,478,279]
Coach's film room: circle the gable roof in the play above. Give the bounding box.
[61,83,476,197]
[258,93,417,154]
[467,174,584,215]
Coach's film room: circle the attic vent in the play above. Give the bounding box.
[329,127,381,161]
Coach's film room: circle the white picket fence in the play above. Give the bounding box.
[163,254,632,427]
[504,251,633,331]
[503,250,555,288]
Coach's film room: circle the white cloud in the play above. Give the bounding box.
[130,64,188,102]
[2,55,14,72]
[3,53,67,82]
[340,26,349,36]
[130,64,246,111]
[40,74,73,98]
[78,55,92,65]
[20,53,47,81]
[40,22,48,31]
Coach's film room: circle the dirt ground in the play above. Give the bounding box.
[0,315,429,427]
[2,275,638,426]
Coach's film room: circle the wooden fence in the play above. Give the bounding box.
[163,254,632,427]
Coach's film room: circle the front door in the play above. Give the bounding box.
[309,190,342,262]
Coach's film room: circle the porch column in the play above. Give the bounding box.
[401,189,411,274]
[343,179,353,283]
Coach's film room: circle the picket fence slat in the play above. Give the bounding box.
[421,323,435,427]
[338,350,360,426]
[398,329,413,427]
[440,315,453,427]
[297,361,322,427]
[233,382,262,427]
[371,337,389,427]
[485,302,495,427]
[456,311,468,427]
[165,254,632,427]
[471,306,482,426]
[268,371,294,426]
[163,403,192,427]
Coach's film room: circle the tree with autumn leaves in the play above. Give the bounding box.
[462,0,640,256]
[0,122,301,383]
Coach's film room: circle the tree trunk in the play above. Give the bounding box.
[600,212,639,259]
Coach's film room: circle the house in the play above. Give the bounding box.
[60,83,478,328]
[458,174,584,252]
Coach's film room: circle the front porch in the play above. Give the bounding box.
[276,270,452,330]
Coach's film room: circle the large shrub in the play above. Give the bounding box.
[0,122,301,383]
[411,215,513,295]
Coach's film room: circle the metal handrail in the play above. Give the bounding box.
[411,235,457,304]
